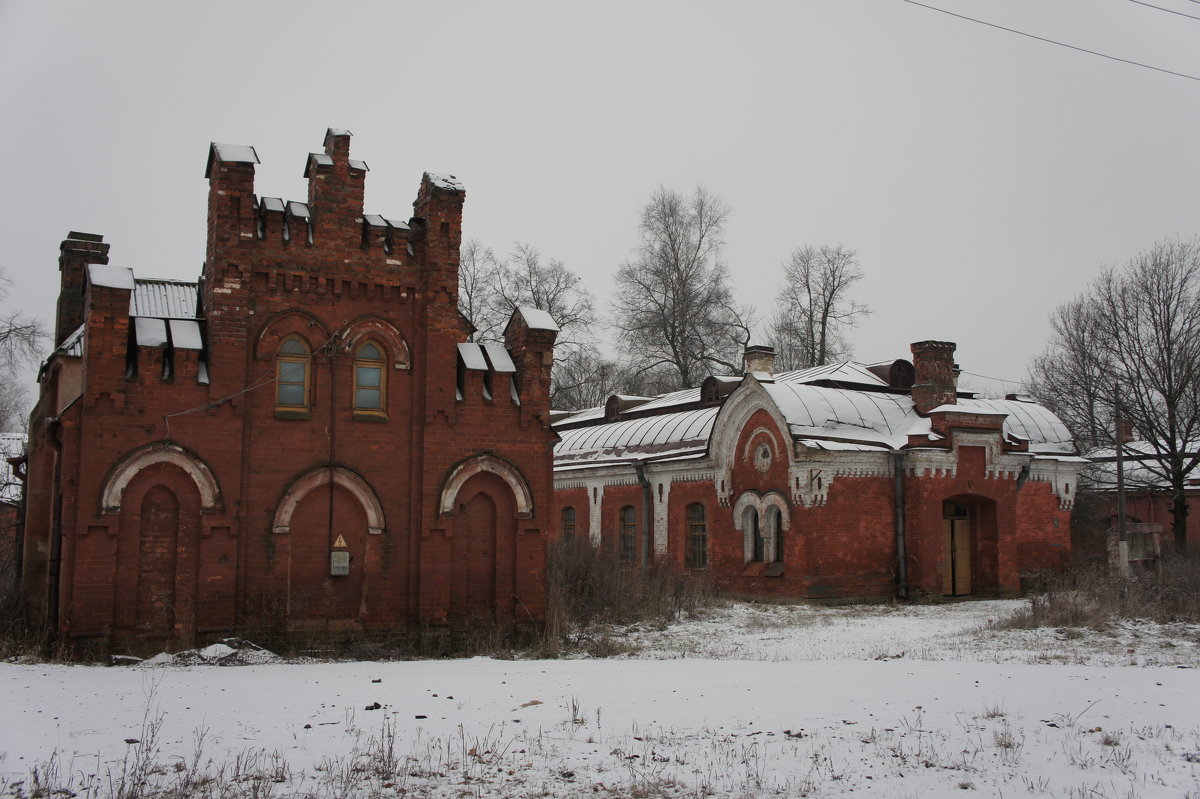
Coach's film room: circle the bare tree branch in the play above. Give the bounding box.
[765,244,869,371]
[1028,238,1200,551]
[612,186,751,390]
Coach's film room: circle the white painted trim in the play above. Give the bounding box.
[101,443,222,513]
[272,466,386,535]
[439,454,534,518]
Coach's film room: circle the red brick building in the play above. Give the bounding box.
[22,130,559,649]
[553,343,1084,599]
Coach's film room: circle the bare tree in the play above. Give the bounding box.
[612,186,751,390]
[458,241,601,409]
[458,238,501,342]
[1027,296,1110,452]
[1029,238,1200,551]
[0,268,44,432]
[766,244,869,371]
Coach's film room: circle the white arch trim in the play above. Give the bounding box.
[732,490,791,563]
[731,490,792,531]
[101,443,222,513]
[439,454,534,519]
[273,466,386,535]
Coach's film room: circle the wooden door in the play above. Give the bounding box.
[942,517,972,596]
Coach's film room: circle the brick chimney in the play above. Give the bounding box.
[743,345,776,375]
[910,340,957,414]
[56,232,110,347]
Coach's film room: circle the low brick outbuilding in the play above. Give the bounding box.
[553,344,1084,599]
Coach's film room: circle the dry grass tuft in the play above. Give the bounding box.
[999,556,1200,631]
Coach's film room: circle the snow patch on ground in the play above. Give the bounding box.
[2,601,1198,798]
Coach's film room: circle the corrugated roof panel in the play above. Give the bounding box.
[555,407,719,464]
[131,280,199,319]
[58,325,85,357]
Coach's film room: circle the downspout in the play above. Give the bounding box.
[892,450,908,600]
[47,417,64,645]
[634,460,651,567]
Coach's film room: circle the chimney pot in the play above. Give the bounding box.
[743,345,776,375]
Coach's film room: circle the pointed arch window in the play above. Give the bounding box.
[561,506,576,548]
[619,505,637,563]
[276,336,310,411]
[354,341,386,416]
[686,503,707,569]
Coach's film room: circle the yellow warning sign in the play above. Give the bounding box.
[333,534,348,549]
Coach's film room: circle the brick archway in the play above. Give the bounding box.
[272,466,385,535]
[101,442,222,514]
[439,454,533,518]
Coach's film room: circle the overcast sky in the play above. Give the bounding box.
[1,0,1197,401]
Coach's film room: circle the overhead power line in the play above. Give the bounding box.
[1129,0,1200,21]
[900,0,1200,82]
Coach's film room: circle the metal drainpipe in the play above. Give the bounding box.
[634,460,651,567]
[47,418,64,645]
[892,450,908,600]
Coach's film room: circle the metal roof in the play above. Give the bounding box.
[766,382,918,449]
[957,398,1075,454]
[131,279,199,320]
[556,407,718,465]
[773,361,889,387]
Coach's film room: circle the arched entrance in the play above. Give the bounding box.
[113,462,203,640]
[450,471,518,626]
[271,466,386,624]
[941,495,999,596]
[289,482,368,621]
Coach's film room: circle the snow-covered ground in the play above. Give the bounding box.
[2,600,1198,798]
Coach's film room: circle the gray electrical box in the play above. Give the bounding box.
[330,551,350,576]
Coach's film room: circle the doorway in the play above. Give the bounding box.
[942,501,972,596]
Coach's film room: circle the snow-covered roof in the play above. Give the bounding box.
[627,387,702,415]
[556,407,719,466]
[425,172,465,192]
[57,325,85,358]
[457,343,489,371]
[88,264,135,291]
[766,382,919,450]
[0,433,26,504]
[553,363,1077,468]
[170,320,204,350]
[509,306,556,333]
[773,361,889,388]
[482,344,516,373]
[956,398,1075,455]
[134,317,168,347]
[210,143,260,165]
[131,279,199,319]
[1087,442,1200,490]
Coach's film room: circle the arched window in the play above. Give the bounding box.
[354,341,385,413]
[276,336,309,409]
[686,503,707,569]
[561,506,576,546]
[619,505,637,563]
[769,505,783,563]
[746,508,764,562]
